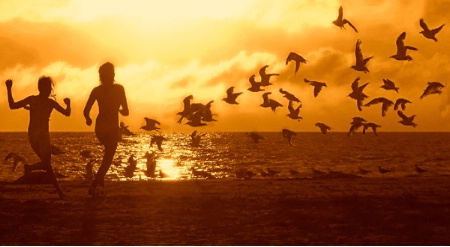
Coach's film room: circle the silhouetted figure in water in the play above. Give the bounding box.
[348,77,369,111]
[6,77,71,199]
[420,82,446,99]
[391,32,417,61]
[286,52,307,75]
[332,6,358,32]
[381,79,399,93]
[419,18,444,42]
[352,40,372,73]
[84,62,129,196]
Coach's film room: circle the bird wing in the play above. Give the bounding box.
[420,18,429,31]
[337,6,343,21]
[397,110,408,120]
[344,19,358,32]
[383,79,395,88]
[355,40,363,63]
[226,86,234,96]
[351,77,360,91]
[313,85,322,97]
[432,24,445,34]
[396,32,406,50]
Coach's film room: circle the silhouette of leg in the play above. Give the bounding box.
[89,142,117,196]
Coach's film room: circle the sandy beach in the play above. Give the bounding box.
[1,176,450,245]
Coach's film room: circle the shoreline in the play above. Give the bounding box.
[1,176,450,245]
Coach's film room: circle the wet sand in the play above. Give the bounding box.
[1,176,450,245]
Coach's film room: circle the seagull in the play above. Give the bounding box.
[190,130,206,147]
[364,97,394,117]
[352,39,373,73]
[247,75,265,92]
[398,110,417,127]
[200,100,217,122]
[358,167,370,175]
[120,121,135,136]
[223,86,243,104]
[51,145,66,155]
[381,79,399,93]
[391,32,418,61]
[415,164,427,175]
[235,168,255,180]
[281,128,296,146]
[247,132,265,144]
[144,151,157,178]
[304,78,327,97]
[5,152,28,172]
[258,65,279,86]
[394,98,412,111]
[419,18,445,42]
[348,117,366,137]
[186,111,207,127]
[348,77,369,111]
[176,95,194,124]
[279,88,300,102]
[332,6,358,32]
[141,118,161,131]
[150,135,167,151]
[362,122,381,136]
[286,100,302,121]
[260,92,283,112]
[420,82,446,99]
[286,52,307,74]
[378,166,392,175]
[315,122,331,134]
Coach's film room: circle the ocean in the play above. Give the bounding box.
[1,132,449,182]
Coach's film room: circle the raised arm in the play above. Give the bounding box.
[5,79,31,109]
[83,90,96,126]
[53,98,71,117]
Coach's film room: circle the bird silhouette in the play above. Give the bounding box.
[286,52,307,74]
[391,32,417,61]
[286,100,302,121]
[352,39,373,73]
[144,151,157,178]
[190,130,206,147]
[315,122,331,134]
[348,77,369,111]
[5,152,28,172]
[279,88,301,102]
[420,82,446,99]
[141,117,161,131]
[176,95,194,124]
[381,79,399,93]
[200,100,217,122]
[150,135,167,151]
[186,111,207,127]
[247,132,265,144]
[394,98,412,111]
[258,65,279,87]
[364,97,394,117]
[235,168,255,180]
[223,86,243,104]
[260,92,283,112]
[304,78,327,97]
[348,117,366,137]
[419,18,444,42]
[247,75,265,92]
[332,6,358,32]
[124,155,138,179]
[281,128,296,146]
[397,110,417,127]
[362,122,381,136]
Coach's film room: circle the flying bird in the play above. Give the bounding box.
[281,128,296,146]
[279,88,300,102]
[258,65,279,86]
[364,97,394,117]
[177,95,194,124]
[391,32,417,61]
[247,75,265,92]
[397,110,417,128]
[315,122,331,134]
[186,111,207,127]
[362,122,381,136]
[348,77,369,111]
[141,117,161,131]
[190,130,206,147]
[332,6,358,32]
[394,98,412,111]
[420,82,446,99]
[5,152,28,172]
[222,86,243,104]
[286,52,307,74]
[150,135,167,151]
[260,92,283,112]
[381,79,399,93]
[348,117,366,137]
[304,78,327,97]
[200,100,217,122]
[419,18,445,42]
[286,100,302,121]
[352,39,373,73]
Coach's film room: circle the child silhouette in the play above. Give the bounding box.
[84,62,129,195]
[5,76,71,199]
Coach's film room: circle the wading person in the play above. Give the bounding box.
[5,76,71,199]
[84,62,129,196]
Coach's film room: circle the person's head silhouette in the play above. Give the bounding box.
[99,62,115,85]
[38,76,54,97]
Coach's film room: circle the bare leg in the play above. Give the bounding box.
[89,142,117,196]
[42,156,64,199]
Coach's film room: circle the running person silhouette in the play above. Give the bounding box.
[84,62,129,196]
[5,76,71,199]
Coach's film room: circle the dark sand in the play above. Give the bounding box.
[1,176,450,245]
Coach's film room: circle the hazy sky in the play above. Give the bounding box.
[1,0,449,132]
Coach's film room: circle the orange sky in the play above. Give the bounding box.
[0,0,450,132]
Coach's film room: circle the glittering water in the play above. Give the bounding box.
[1,132,450,182]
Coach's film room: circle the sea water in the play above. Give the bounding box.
[1,132,449,182]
